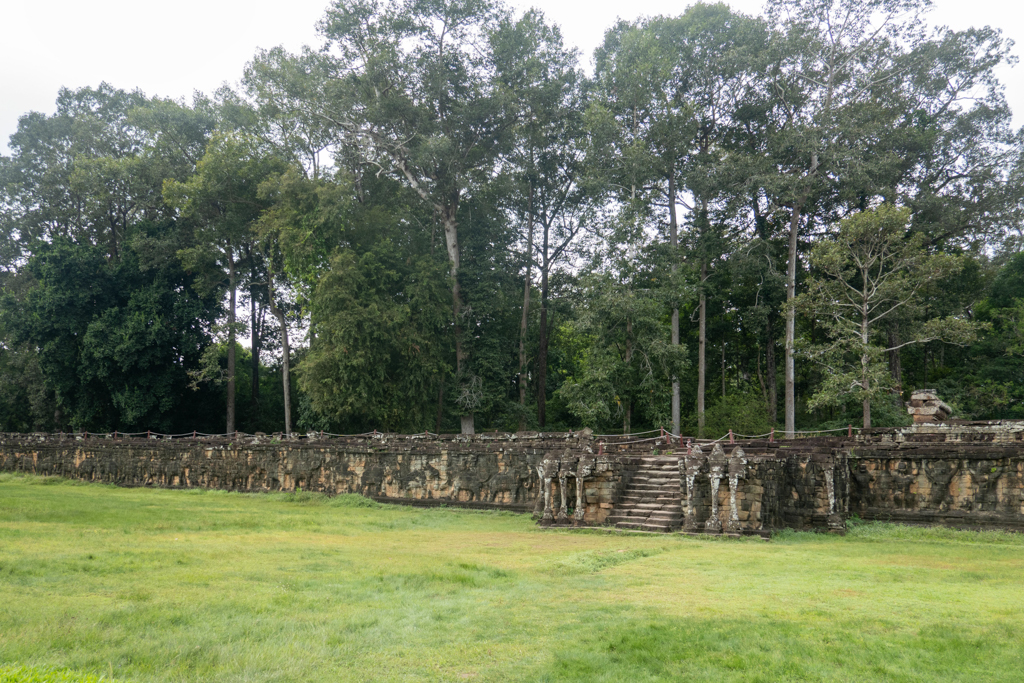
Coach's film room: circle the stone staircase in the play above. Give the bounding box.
[607,456,683,532]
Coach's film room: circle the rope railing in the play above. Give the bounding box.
[2,423,861,444]
[2,429,509,441]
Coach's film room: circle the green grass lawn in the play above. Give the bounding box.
[0,473,1022,682]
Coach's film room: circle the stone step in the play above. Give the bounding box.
[623,492,679,500]
[623,490,680,497]
[611,507,650,515]
[608,507,651,515]
[620,495,678,503]
[624,488,679,496]
[624,489,680,497]
[611,460,687,531]
[607,515,645,525]
[607,510,649,520]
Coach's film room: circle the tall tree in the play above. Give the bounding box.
[242,47,347,434]
[592,16,690,433]
[796,204,978,427]
[497,9,591,428]
[593,4,767,435]
[556,224,687,433]
[765,0,932,436]
[0,84,172,267]
[164,133,284,435]
[317,0,519,434]
[257,167,352,436]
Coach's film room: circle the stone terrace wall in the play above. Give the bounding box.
[0,432,843,532]
[849,422,1024,531]
[3,422,1023,533]
[677,441,847,534]
[0,432,591,511]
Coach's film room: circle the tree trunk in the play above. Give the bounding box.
[537,222,550,428]
[251,283,260,402]
[669,171,680,436]
[226,252,236,436]
[518,185,534,431]
[441,209,473,435]
[785,204,801,437]
[279,314,291,437]
[435,382,444,434]
[267,278,290,437]
[721,340,726,399]
[697,263,707,438]
[888,322,902,406]
[862,364,871,430]
[862,304,871,429]
[766,315,777,425]
[753,196,778,426]
[624,316,633,434]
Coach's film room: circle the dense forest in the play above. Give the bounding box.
[2,0,1023,438]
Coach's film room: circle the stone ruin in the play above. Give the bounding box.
[907,389,952,423]
[535,438,847,536]
[3,415,1024,535]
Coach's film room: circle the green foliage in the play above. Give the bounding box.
[1,232,220,432]
[0,85,170,266]
[687,392,773,440]
[256,168,351,306]
[300,242,452,432]
[797,205,980,425]
[2,1,1024,437]
[556,267,688,432]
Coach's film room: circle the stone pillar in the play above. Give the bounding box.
[532,463,545,519]
[541,458,556,525]
[557,468,569,524]
[725,447,747,535]
[825,463,845,533]
[681,444,704,532]
[574,456,593,524]
[705,444,726,534]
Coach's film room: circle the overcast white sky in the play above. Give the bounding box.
[1,0,1021,156]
